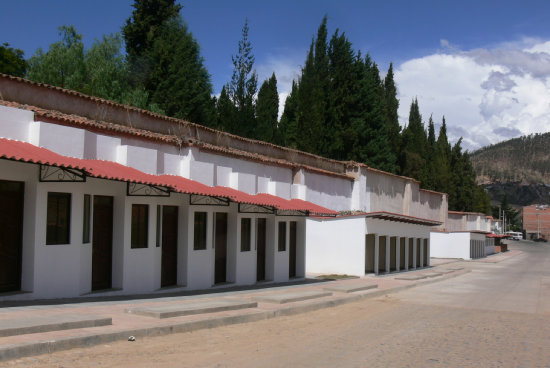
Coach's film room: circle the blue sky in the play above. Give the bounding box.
[2,0,550,149]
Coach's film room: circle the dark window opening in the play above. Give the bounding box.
[194,212,207,250]
[131,204,149,249]
[46,192,71,245]
[241,218,251,252]
[83,194,91,244]
[278,222,286,252]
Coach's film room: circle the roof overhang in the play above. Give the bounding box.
[364,211,442,227]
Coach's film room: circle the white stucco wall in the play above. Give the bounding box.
[302,171,353,211]
[305,216,366,276]
[430,232,472,259]
[366,171,406,214]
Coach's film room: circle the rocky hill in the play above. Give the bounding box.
[471,132,550,206]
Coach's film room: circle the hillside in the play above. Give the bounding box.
[471,132,550,184]
[471,132,550,206]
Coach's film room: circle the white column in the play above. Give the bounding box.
[374,234,379,275]
[396,237,401,272]
[406,238,410,268]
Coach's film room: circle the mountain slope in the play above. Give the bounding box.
[471,132,550,184]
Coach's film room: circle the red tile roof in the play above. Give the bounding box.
[0,137,87,171]
[0,137,336,216]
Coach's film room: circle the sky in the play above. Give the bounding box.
[2,0,550,150]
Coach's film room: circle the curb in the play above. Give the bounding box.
[0,269,469,362]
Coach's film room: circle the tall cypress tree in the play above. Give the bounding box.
[400,98,428,183]
[255,73,279,142]
[122,0,214,124]
[383,63,401,163]
[225,19,257,138]
[147,18,215,125]
[278,81,299,147]
[295,17,329,155]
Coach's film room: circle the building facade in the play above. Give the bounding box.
[0,74,447,300]
[523,204,550,240]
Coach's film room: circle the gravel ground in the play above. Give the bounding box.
[3,241,549,368]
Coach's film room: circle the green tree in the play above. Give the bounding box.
[277,81,299,147]
[400,98,428,182]
[146,18,214,125]
[224,19,258,137]
[255,73,279,142]
[26,25,86,90]
[215,86,235,131]
[383,63,401,161]
[0,43,27,77]
[122,0,182,77]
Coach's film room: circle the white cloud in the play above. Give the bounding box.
[395,39,550,150]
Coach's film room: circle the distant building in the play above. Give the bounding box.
[523,205,550,240]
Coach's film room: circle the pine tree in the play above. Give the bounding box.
[147,18,215,125]
[295,17,329,155]
[255,73,279,142]
[278,81,298,147]
[215,86,235,131]
[400,98,428,183]
[225,19,258,138]
[383,63,401,162]
[122,0,182,81]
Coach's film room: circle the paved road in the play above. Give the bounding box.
[4,241,550,368]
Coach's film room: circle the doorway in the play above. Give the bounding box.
[256,218,267,281]
[161,206,178,287]
[0,180,24,293]
[91,196,113,291]
[214,212,228,284]
[289,221,297,278]
[365,234,375,273]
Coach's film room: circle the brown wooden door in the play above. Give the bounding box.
[214,212,228,284]
[289,221,297,278]
[161,206,178,287]
[256,218,266,281]
[92,196,113,291]
[0,180,24,293]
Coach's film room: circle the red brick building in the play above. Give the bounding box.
[523,205,550,240]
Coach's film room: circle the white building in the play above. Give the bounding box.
[0,74,447,300]
[430,211,497,260]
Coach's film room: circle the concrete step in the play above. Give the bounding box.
[255,290,332,304]
[445,267,464,271]
[0,314,111,337]
[125,299,257,319]
[422,272,443,278]
[436,269,456,274]
[323,283,378,293]
[394,274,428,281]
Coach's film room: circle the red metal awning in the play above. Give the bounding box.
[0,138,87,171]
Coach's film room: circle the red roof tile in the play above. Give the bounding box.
[0,138,87,170]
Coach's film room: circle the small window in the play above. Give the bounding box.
[131,204,148,249]
[194,212,207,250]
[156,205,161,247]
[82,194,91,244]
[240,218,251,252]
[278,222,286,252]
[46,192,71,245]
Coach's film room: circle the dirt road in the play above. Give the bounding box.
[3,241,550,367]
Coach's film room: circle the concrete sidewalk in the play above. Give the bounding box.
[0,260,482,362]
